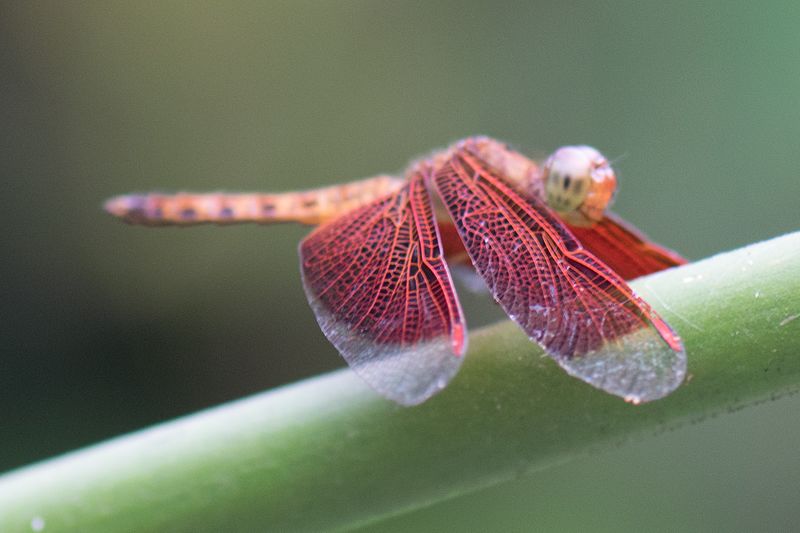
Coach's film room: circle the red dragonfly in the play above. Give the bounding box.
[106,137,687,406]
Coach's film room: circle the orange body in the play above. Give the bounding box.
[105,138,544,226]
[105,174,404,227]
[105,136,680,277]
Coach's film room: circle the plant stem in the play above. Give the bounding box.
[1,232,799,532]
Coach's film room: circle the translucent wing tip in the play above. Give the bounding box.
[302,274,466,406]
[556,328,687,403]
[348,336,466,406]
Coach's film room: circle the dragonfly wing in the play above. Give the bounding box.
[433,146,686,403]
[299,173,466,405]
[567,211,687,280]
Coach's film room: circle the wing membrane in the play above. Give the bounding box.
[433,145,685,402]
[567,212,687,280]
[300,173,465,405]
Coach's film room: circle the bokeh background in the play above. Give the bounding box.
[2,1,799,530]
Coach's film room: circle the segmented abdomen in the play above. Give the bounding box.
[104,175,405,226]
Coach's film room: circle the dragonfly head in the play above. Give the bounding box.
[543,145,617,227]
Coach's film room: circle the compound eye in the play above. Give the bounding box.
[543,146,593,213]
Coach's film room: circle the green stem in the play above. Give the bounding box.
[2,232,800,532]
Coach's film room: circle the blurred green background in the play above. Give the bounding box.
[2,1,799,531]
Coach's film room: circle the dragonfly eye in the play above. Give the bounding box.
[543,146,593,213]
[544,145,617,224]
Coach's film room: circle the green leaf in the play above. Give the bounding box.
[1,232,799,532]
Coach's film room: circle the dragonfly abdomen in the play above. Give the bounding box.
[105,175,405,226]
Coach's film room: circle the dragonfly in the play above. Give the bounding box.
[105,136,687,406]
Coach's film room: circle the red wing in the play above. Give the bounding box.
[299,173,465,405]
[432,145,686,403]
[567,212,687,280]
